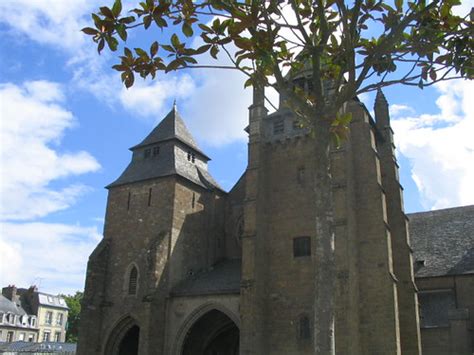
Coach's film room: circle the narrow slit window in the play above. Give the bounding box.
[148,188,152,207]
[293,236,311,257]
[298,315,311,340]
[128,266,138,295]
[192,193,195,209]
[297,167,306,185]
[127,192,131,210]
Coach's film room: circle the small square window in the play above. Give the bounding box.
[144,148,151,159]
[293,236,311,257]
[273,120,284,135]
[152,146,160,156]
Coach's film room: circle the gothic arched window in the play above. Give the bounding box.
[128,266,138,295]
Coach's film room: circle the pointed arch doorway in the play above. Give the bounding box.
[181,309,239,355]
[105,317,140,355]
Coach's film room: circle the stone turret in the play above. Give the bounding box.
[374,88,422,354]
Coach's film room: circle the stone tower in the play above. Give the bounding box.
[238,80,421,354]
[78,84,421,354]
[77,105,226,355]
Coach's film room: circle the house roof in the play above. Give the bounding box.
[0,294,26,316]
[107,105,222,191]
[409,205,474,277]
[171,259,241,297]
[37,292,68,310]
[0,342,76,352]
[130,105,209,160]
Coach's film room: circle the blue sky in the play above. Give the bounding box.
[0,0,473,295]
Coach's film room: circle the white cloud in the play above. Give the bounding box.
[390,104,414,117]
[392,80,474,210]
[0,222,101,295]
[0,81,101,220]
[120,74,196,118]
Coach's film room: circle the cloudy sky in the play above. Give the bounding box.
[0,0,473,295]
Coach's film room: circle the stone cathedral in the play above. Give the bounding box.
[77,75,424,354]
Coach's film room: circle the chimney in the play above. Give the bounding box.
[2,285,19,304]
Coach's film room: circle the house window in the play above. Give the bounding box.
[0,312,3,323]
[18,332,25,341]
[298,315,311,340]
[293,236,311,257]
[187,151,196,163]
[273,120,284,134]
[144,148,151,159]
[127,191,131,210]
[28,334,35,342]
[192,193,195,209]
[128,266,138,295]
[42,331,50,342]
[56,313,63,326]
[54,332,61,342]
[152,146,160,156]
[418,289,456,328]
[45,311,53,325]
[6,331,14,342]
[30,317,36,327]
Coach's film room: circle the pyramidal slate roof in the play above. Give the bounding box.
[409,205,474,277]
[130,104,209,159]
[108,105,221,190]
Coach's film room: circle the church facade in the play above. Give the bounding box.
[77,83,423,354]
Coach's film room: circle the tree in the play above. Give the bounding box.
[62,291,83,343]
[82,0,472,353]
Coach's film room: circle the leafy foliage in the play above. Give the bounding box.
[83,0,472,131]
[61,291,83,343]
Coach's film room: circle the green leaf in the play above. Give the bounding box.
[112,64,128,71]
[153,16,167,28]
[198,24,212,32]
[143,15,152,29]
[98,38,105,54]
[194,44,212,55]
[124,47,132,57]
[106,36,119,51]
[100,6,115,19]
[120,16,135,24]
[150,41,159,57]
[135,47,148,58]
[81,27,99,35]
[161,44,174,52]
[117,24,127,41]
[124,71,135,88]
[210,45,219,59]
[112,0,122,17]
[395,0,403,12]
[182,56,197,64]
[92,13,102,29]
[418,79,424,89]
[171,33,180,48]
[182,22,193,37]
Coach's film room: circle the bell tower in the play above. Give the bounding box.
[78,105,225,355]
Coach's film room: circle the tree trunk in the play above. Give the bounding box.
[313,116,336,355]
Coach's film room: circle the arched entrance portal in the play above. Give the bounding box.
[182,309,239,355]
[118,325,140,355]
[105,317,140,355]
